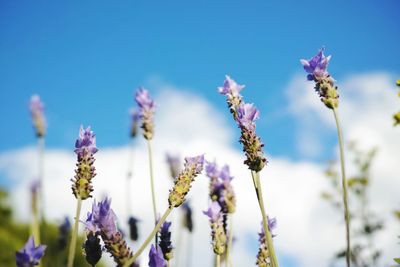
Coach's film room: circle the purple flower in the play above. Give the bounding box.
[219,165,233,182]
[218,75,245,97]
[29,95,46,137]
[74,126,98,158]
[300,47,332,80]
[203,201,222,223]
[205,161,220,178]
[135,87,156,110]
[259,217,277,239]
[237,103,259,130]
[148,245,166,267]
[30,180,40,195]
[159,220,173,260]
[16,236,46,267]
[84,198,117,238]
[184,154,205,174]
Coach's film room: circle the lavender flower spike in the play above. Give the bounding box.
[256,217,277,267]
[218,75,244,117]
[129,108,140,138]
[71,126,98,200]
[237,102,267,172]
[16,236,46,267]
[168,154,205,208]
[135,87,156,140]
[159,220,173,261]
[300,47,339,109]
[203,201,227,255]
[149,244,166,267]
[29,95,46,137]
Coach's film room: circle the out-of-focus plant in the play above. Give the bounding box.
[321,143,383,267]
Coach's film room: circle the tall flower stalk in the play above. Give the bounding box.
[67,126,98,267]
[218,76,279,267]
[30,181,41,246]
[123,154,204,267]
[135,88,158,227]
[301,47,351,267]
[29,95,46,221]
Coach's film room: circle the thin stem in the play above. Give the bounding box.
[38,137,45,221]
[31,191,41,245]
[225,215,233,267]
[251,171,279,267]
[167,260,170,267]
[216,254,221,267]
[333,108,351,267]
[147,140,158,221]
[67,197,83,267]
[123,207,173,267]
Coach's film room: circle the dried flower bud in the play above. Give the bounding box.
[29,95,46,137]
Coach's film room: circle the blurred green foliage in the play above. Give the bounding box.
[322,142,383,267]
[0,187,105,267]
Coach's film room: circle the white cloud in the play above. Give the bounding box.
[0,74,399,267]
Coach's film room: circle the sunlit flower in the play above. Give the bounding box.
[15,236,46,267]
[135,87,156,140]
[300,47,332,81]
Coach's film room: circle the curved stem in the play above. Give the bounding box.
[225,215,233,267]
[251,171,279,267]
[147,140,158,220]
[333,108,351,267]
[67,197,82,267]
[123,207,173,267]
[216,254,221,267]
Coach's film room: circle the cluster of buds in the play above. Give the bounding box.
[129,108,140,138]
[158,220,173,261]
[300,47,339,109]
[203,201,227,255]
[168,155,205,208]
[15,236,46,267]
[71,126,98,200]
[83,198,137,267]
[135,87,156,140]
[219,76,267,172]
[393,80,400,126]
[256,218,277,267]
[29,95,46,138]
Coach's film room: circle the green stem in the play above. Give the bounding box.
[216,254,221,267]
[38,137,45,221]
[251,171,279,267]
[31,191,41,245]
[123,207,173,267]
[333,108,351,267]
[67,197,82,267]
[147,140,158,222]
[225,215,233,267]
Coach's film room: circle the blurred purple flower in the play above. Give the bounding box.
[135,87,156,140]
[30,180,40,195]
[203,201,222,223]
[159,220,173,260]
[259,217,277,239]
[129,108,140,138]
[74,126,98,158]
[205,161,220,178]
[148,244,166,267]
[300,47,331,80]
[182,201,194,232]
[16,236,46,267]
[29,95,46,137]
[166,153,181,179]
[135,87,155,110]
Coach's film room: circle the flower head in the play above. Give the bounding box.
[237,103,259,130]
[218,75,245,97]
[168,154,205,208]
[149,245,166,267]
[74,126,98,158]
[203,201,222,223]
[84,198,117,237]
[205,161,220,179]
[135,87,156,140]
[300,47,332,81]
[29,95,46,137]
[16,236,46,267]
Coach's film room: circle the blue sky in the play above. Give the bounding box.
[0,0,399,158]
